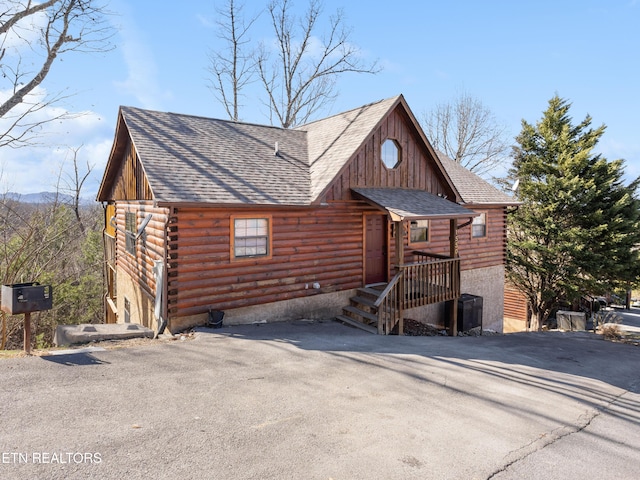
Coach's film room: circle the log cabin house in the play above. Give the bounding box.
[97,94,516,335]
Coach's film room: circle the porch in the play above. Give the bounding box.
[339,187,476,335]
[337,250,460,335]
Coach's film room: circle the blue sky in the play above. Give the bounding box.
[1,0,639,196]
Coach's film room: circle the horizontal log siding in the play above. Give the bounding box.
[323,109,456,202]
[391,206,507,271]
[115,202,169,298]
[458,207,507,270]
[504,284,529,322]
[167,203,377,318]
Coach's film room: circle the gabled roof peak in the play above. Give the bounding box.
[296,95,403,130]
[98,95,515,208]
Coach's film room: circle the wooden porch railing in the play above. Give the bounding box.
[374,273,403,334]
[375,251,461,334]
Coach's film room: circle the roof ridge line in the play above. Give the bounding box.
[120,105,292,132]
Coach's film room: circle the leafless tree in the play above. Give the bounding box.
[422,92,510,177]
[0,0,113,148]
[207,0,260,122]
[257,0,379,128]
[55,144,93,233]
[0,169,102,350]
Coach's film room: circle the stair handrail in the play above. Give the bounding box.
[373,270,403,308]
[374,269,404,334]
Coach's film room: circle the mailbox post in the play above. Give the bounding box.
[1,283,53,354]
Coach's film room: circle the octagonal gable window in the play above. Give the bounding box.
[381,139,401,169]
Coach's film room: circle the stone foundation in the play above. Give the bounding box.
[116,266,158,332]
[168,289,357,333]
[405,265,505,333]
[117,264,506,334]
[460,265,505,332]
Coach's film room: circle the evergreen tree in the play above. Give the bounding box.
[507,96,640,330]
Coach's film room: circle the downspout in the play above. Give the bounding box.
[153,260,166,337]
[154,206,171,337]
[101,202,112,323]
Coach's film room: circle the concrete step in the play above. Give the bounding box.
[54,323,154,347]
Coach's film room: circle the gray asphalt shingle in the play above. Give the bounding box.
[436,150,516,205]
[121,107,310,205]
[113,97,516,208]
[299,96,399,199]
[352,187,477,221]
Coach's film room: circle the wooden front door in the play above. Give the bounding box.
[365,215,387,285]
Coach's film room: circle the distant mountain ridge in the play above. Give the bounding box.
[4,191,96,205]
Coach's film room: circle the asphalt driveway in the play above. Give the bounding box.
[1,320,639,480]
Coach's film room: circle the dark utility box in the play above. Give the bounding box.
[457,294,483,332]
[446,293,483,332]
[1,283,53,315]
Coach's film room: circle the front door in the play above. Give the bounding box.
[365,215,387,285]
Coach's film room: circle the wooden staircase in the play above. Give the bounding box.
[336,254,462,335]
[336,283,387,334]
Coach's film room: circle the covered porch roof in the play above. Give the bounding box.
[352,187,478,222]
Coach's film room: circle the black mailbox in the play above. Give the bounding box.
[1,283,53,315]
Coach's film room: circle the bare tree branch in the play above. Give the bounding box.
[59,144,92,233]
[207,0,260,121]
[0,0,58,36]
[0,89,81,148]
[0,0,114,148]
[422,91,510,177]
[257,0,380,128]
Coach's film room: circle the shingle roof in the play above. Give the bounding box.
[352,187,477,221]
[117,98,399,205]
[298,96,400,200]
[436,151,517,205]
[103,97,515,208]
[120,107,311,205]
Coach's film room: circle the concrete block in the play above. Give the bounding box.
[54,323,154,346]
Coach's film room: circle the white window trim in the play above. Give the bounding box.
[230,215,273,261]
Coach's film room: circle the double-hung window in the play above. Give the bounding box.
[232,217,272,259]
[472,212,487,238]
[409,220,429,244]
[125,212,137,255]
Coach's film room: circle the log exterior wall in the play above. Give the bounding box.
[111,201,169,330]
[504,283,529,333]
[167,203,380,328]
[387,206,507,272]
[165,202,507,330]
[457,207,507,271]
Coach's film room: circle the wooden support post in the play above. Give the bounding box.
[395,220,404,266]
[1,311,6,350]
[395,220,404,335]
[448,301,458,337]
[448,219,459,337]
[450,218,459,258]
[24,312,31,355]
